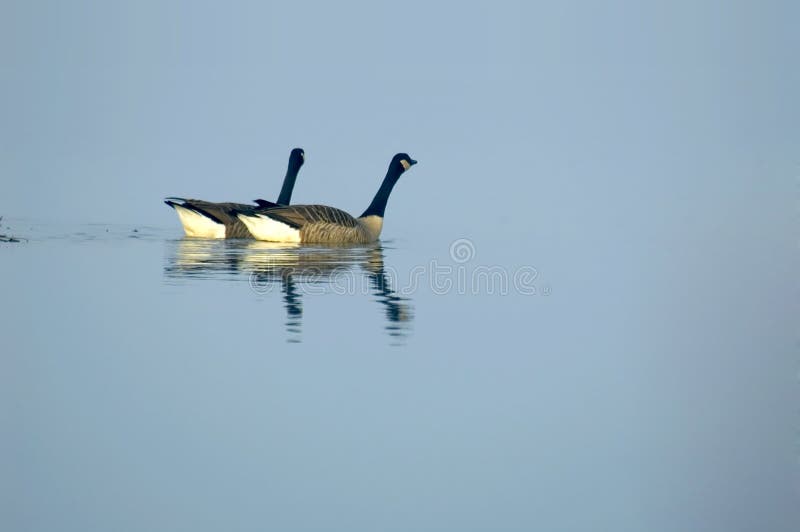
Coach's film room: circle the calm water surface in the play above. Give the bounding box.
[1,218,797,532]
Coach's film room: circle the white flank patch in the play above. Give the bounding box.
[174,205,226,238]
[237,214,301,243]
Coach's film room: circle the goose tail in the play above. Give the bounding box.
[165,198,226,238]
[164,196,189,208]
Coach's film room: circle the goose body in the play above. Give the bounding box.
[236,153,416,244]
[238,206,385,244]
[165,148,304,238]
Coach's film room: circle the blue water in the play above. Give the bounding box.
[1,218,798,532]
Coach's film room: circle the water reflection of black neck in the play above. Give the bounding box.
[367,268,412,338]
[282,273,302,342]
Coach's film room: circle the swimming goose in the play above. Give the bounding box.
[164,148,305,238]
[235,153,417,244]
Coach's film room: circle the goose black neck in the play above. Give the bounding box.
[276,160,301,205]
[360,165,404,218]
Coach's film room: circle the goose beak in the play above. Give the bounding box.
[409,159,418,166]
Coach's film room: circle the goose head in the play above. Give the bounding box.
[392,153,418,173]
[289,148,305,170]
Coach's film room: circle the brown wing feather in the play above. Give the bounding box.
[263,205,359,229]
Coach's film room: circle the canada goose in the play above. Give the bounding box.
[235,153,417,244]
[164,148,305,238]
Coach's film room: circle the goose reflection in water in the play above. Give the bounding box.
[163,238,413,343]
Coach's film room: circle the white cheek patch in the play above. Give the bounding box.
[237,213,302,243]
[400,160,411,171]
[174,205,226,238]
